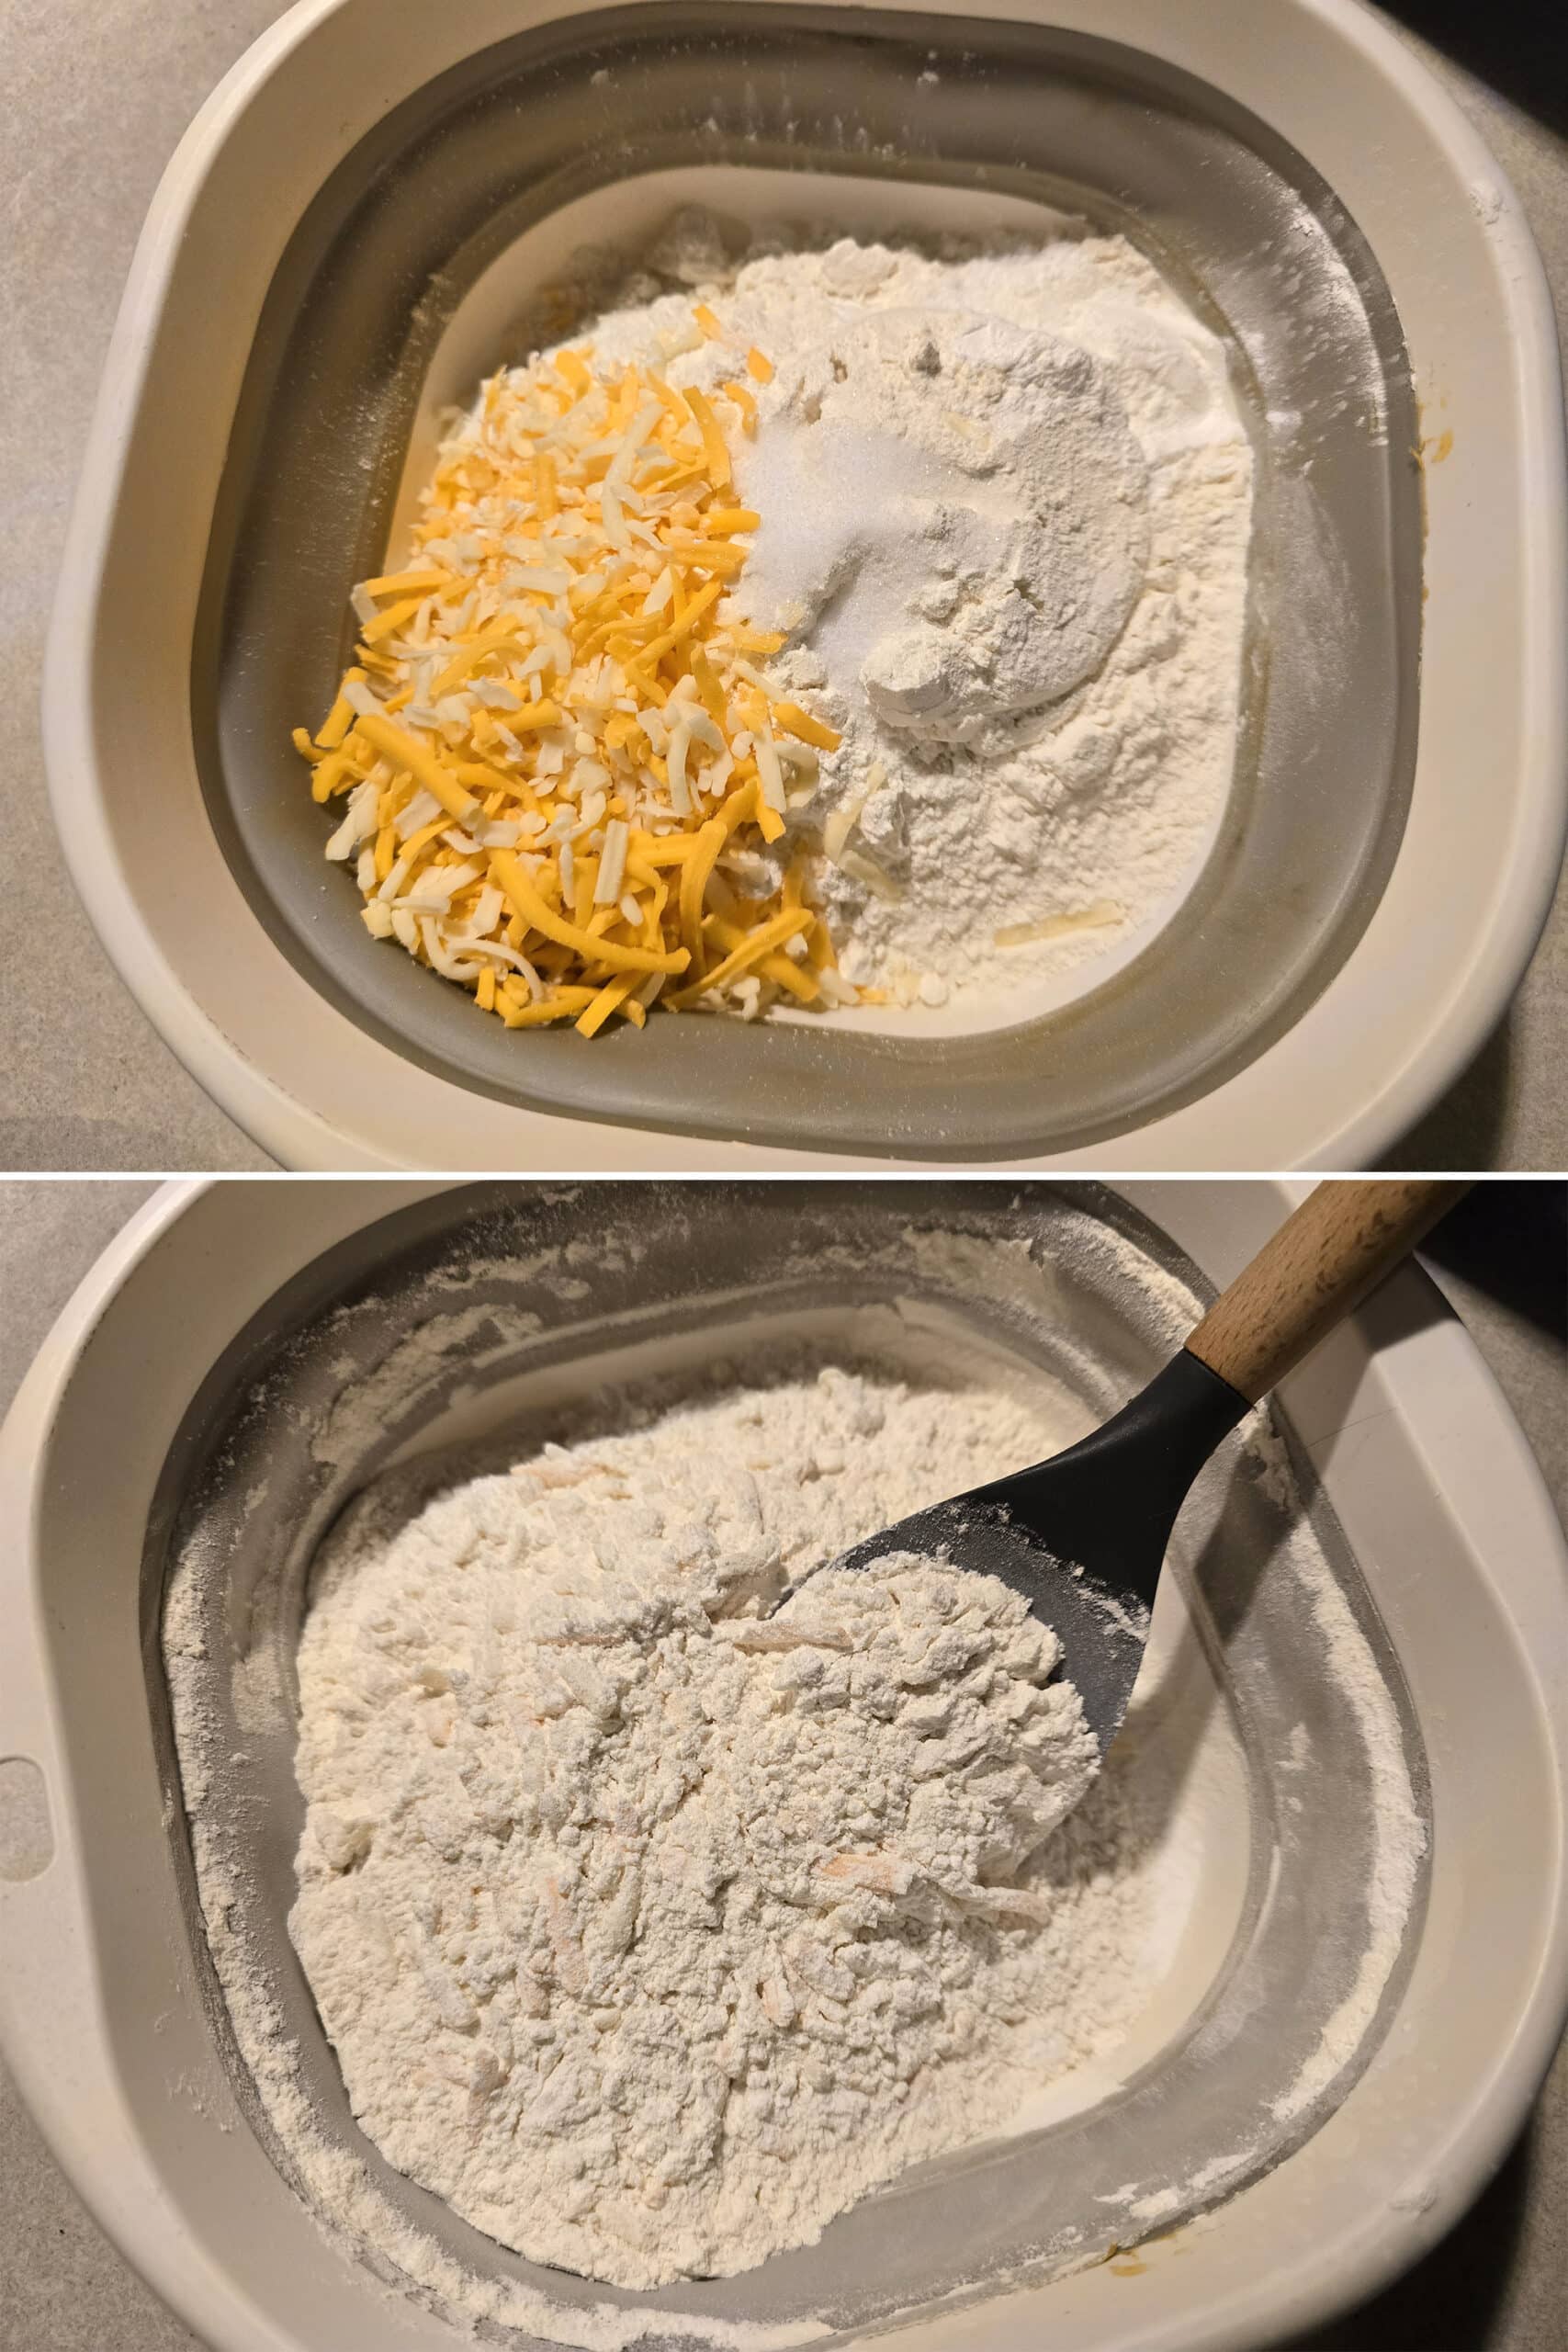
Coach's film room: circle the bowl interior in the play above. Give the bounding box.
[154,1182,1429,2340]
[196,8,1420,1159]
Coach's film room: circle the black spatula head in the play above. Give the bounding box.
[816,1351,1249,1754]
[802,1182,1464,1756]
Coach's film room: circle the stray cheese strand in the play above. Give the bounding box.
[294,316,851,1034]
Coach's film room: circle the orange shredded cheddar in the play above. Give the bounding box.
[682,386,732,492]
[294,332,851,1032]
[720,379,758,435]
[773,700,843,753]
[576,968,643,1036]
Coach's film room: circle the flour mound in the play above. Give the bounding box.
[547,215,1253,1009]
[290,1364,1134,2290]
[743,309,1148,741]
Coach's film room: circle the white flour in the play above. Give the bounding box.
[558,216,1253,1006]
[289,1362,1144,2290]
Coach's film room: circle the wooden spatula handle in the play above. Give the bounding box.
[1185,1179,1469,1404]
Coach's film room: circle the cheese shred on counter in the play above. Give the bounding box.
[294,319,847,1035]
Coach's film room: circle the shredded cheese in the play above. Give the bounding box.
[994,900,1122,948]
[294,334,856,1034]
[773,700,842,753]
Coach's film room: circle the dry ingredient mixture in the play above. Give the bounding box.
[164,1220,1429,2350]
[295,212,1251,1032]
[288,1359,1147,2289]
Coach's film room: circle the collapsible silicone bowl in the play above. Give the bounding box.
[43,3,1568,1170]
[0,1179,1564,2352]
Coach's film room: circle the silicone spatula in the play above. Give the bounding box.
[789,1180,1465,1755]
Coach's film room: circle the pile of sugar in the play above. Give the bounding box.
[556,215,1254,1009]
[288,1359,1149,2289]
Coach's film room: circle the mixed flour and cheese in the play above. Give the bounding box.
[288,1355,1143,2290]
[296,212,1252,1035]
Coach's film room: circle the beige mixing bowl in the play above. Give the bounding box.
[42,0,1568,1166]
[1,1180,1564,2349]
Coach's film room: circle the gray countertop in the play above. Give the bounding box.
[0,1178,1563,2351]
[0,5,1564,1171]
